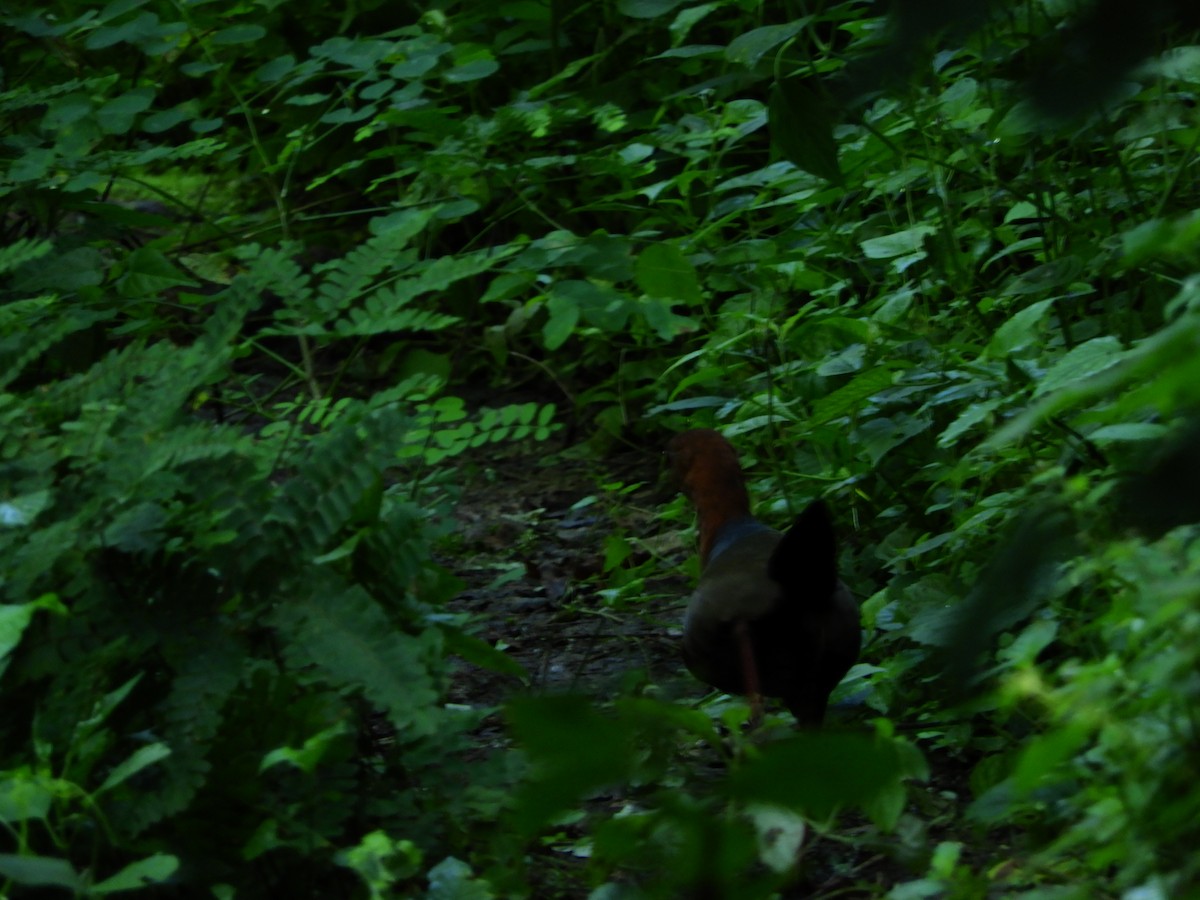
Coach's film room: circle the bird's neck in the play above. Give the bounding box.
[689,472,753,566]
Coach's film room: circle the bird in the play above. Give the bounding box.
[668,429,860,726]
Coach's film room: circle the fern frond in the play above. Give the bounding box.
[314,210,436,315]
[234,243,313,316]
[333,304,459,337]
[0,78,99,113]
[0,303,104,392]
[0,238,52,275]
[266,407,410,557]
[272,584,442,736]
[116,632,243,836]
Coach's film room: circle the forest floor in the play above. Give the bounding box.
[436,436,974,898]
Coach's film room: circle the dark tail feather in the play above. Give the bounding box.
[767,500,839,604]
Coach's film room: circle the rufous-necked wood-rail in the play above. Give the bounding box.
[669,429,860,726]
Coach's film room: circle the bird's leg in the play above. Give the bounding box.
[734,619,764,726]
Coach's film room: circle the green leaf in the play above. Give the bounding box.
[1033,336,1124,396]
[0,595,64,663]
[616,0,687,19]
[96,87,155,134]
[117,247,201,299]
[427,857,494,900]
[212,24,267,45]
[1088,422,1168,443]
[0,855,81,889]
[0,773,54,823]
[260,723,350,774]
[444,57,499,83]
[726,21,808,68]
[440,628,527,680]
[728,733,909,819]
[97,744,172,794]
[985,299,1055,359]
[635,243,702,303]
[506,696,638,832]
[809,367,895,426]
[542,293,580,350]
[769,76,841,184]
[91,854,179,894]
[860,225,936,260]
[274,589,442,736]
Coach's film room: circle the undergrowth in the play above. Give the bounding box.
[2,0,1199,897]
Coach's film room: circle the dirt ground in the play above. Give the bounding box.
[437,437,970,897]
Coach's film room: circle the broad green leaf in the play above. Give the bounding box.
[99,0,149,21]
[856,414,929,464]
[769,76,841,184]
[809,367,895,426]
[260,723,349,774]
[0,596,65,663]
[427,857,494,900]
[860,225,936,260]
[96,87,154,134]
[97,744,171,794]
[0,855,81,889]
[728,733,909,819]
[0,773,54,823]
[542,292,578,350]
[0,490,51,527]
[616,0,687,19]
[212,24,267,45]
[91,854,179,894]
[440,628,528,680]
[1011,723,1092,794]
[985,299,1055,359]
[506,695,638,832]
[635,243,701,303]
[938,398,1002,447]
[1088,422,1168,443]
[725,20,808,68]
[984,312,1200,448]
[119,248,200,298]
[444,57,499,83]
[1033,336,1124,396]
[1003,201,1040,223]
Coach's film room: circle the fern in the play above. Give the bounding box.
[0,302,104,391]
[0,77,101,113]
[267,406,411,557]
[329,250,508,337]
[118,631,245,836]
[0,237,52,274]
[314,209,436,315]
[272,584,443,737]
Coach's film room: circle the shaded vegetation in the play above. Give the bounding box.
[2,0,1199,896]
